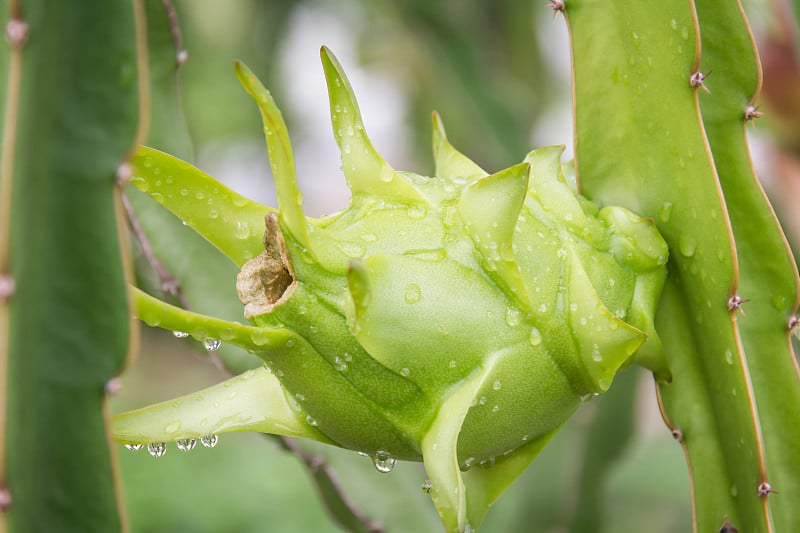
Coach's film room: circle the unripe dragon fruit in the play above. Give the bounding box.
[114,47,669,532]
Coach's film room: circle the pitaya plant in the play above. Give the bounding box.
[114,48,669,532]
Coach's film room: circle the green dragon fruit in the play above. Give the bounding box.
[114,47,669,532]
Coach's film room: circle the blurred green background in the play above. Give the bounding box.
[111,0,800,531]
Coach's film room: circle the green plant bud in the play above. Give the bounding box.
[114,47,668,532]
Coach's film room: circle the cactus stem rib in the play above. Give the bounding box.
[0,2,26,517]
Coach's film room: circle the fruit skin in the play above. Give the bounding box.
[115,47,668,532]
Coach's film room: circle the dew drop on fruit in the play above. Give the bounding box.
[201,434,219,448]
[372,451,397,473]
[176,438,197,452]
[203,338,221,352]
[147,442,167,458]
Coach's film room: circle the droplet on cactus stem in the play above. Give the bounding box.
[173,331,189,338]
[125,444,144,451]
[147,442,167,458]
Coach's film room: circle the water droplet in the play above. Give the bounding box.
[529,326,543,346]
[671,18,678,30]
[147,442,167,458]
[598,377,611,390]
[400,367,411,377]
[194,191,205,200]
[334,356,348,372]
[460,457,475,471]
[492,380,502,391]
[338,242,365,258]
[165,421,181,434]
[492,405,500,412]
[407,205,427,220]
[305,415,318,426]
[360,233,377,243]
[201,434,218,448]
[591,344,603,362]
[730,484,738,497]
[405,283,421,304]
[295,393,306,402]
[176,438,196,451]
[772,293,788,310]
[449,360,457,369]
[372,451,397,473]
[479,457,495,469]
[504,308,521,327]
[173,331,189,338]
[125,444,144,451]
[234,220,250,239]
[678,235,696,257]
[421,479,433,493]
[724,349,734,365]
[204,338,221,352]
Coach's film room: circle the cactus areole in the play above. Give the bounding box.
[115,47,669,531]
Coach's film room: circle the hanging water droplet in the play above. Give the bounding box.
[372,451,397,473]
[421,479,433,493]
[479,457,495,469]
[200,434,218,448]
[459,457,475,472]
[203,338,221,352]
[176,438,197,452]
[147,442,167,458]
[125,444,144,451]
[529,326,543,346]
[173,331,189,338]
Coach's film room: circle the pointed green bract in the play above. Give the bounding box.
[131,146,269,267]
[114,49,669,531]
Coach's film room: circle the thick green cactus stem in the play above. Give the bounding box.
[1,1,146,530]
[116,47,669,531]
[566,0,800,530]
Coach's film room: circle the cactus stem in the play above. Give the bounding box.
[757,482,776,497]
[727,294,750,314]
[689,70,711,93]
[744,105,763,125]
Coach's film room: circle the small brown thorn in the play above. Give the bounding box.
[789,316,800,336]
[671,428,683,442]
[757,481,777,497]
[0,487,11,512]
[5,19,28,48]
[719,516,738,533]
[0,273,15,301]
[727,294,749,314]
[546,0,565,19]
[105,377,124,396]
[744,105,763,125]
[690,70,711,93]
[116,162,133,186]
